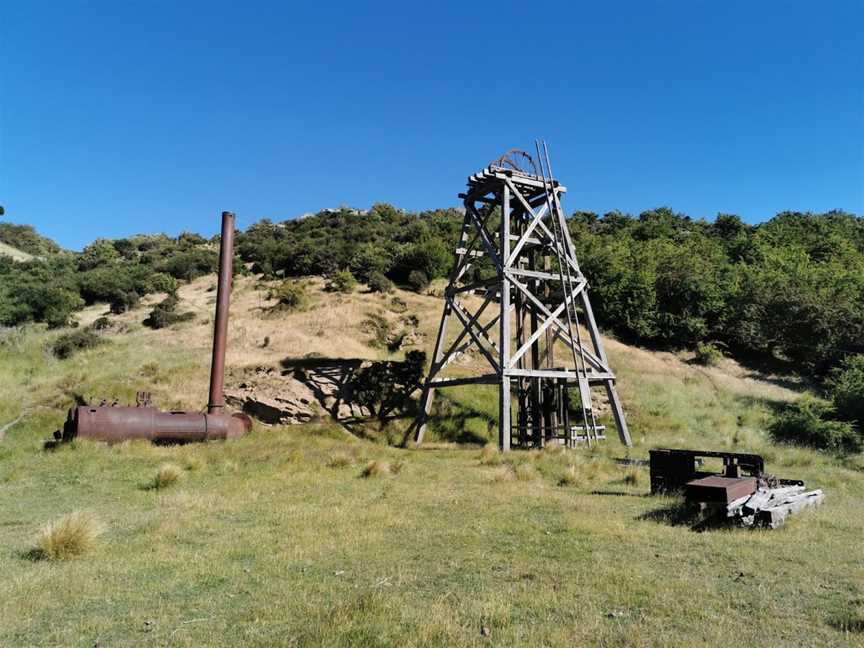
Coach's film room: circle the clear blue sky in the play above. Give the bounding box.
[2,1,862,250]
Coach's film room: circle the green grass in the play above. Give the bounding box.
[1,323,863,646]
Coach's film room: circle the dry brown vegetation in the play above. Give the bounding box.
[151,463,184,489]
[34,512,103,561]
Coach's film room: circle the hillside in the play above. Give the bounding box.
[0,275,862,646]
[0,239,34,262]
[0,221,63,258]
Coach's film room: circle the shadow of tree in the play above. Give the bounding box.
[279,356,422,443]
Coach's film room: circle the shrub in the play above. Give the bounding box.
[147,272,178,295]
[158,248,218,281]
[270,281,308,311]
[151,463,183,489]
[769,397,861,453]
[361,313,392,349]
[0,280,84,328]
[91,316,112,331]
[388,296,408,313]
[326,270,357,294]
[34,512,103,560]
[694,341,724,366]
[349,244,393,281]
[367,271,394,294]
[78,239,120,271]
[109,291,140,314]
[828,354,864,425]
[52,329,103,359]
[407,270,429,293]
[143,295,195,329]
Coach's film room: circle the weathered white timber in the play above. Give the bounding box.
[755,490,825,529]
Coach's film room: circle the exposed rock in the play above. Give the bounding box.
[226,366,321,425]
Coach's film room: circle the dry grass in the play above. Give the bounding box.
[181,455,206,472]
[326,450,353,469]
[489,466,515,482]
[34,512,103,561]
[621,468,641,486]
[361,460,391,478]
[151,463,183,489]
[478,444,502,465]
[557,464,579,487]
[513,463,537,481]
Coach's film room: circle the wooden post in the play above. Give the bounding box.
[499,184,512,451]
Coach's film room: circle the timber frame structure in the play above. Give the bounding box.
[414,143,632,450]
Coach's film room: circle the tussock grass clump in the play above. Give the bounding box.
[557,464,579,487]
[361,460,391,478]
[513,463,537,482]
[151,463,183,489]
[489,466,515,483]
[478,444,502,466]
[327,451,354,469]
[621,469,641,486]
[182,455,206,472]
[34,512,103,561]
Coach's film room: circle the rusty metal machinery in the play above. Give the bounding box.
[648,448,766,494]
[50,211,251,446]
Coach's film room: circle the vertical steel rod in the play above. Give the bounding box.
[208,211,235,414]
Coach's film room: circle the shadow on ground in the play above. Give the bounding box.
[279,356,420,443]
[638,500,737,532]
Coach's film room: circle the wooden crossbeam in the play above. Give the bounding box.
[505,368,615,381]
[448,296,500,373]
[465,204,502,270]
[506,273,609,374]
[433,294,493,373]
[507,287,578,368]
[430,374,499,388]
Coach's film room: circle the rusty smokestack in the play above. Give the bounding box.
[208,211,235,414]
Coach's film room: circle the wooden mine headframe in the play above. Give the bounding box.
[414,143,632,450]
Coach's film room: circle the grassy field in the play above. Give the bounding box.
[1,278,863,647]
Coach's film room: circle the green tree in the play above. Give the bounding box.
[828,355,864,425]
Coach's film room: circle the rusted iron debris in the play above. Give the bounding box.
[649,448,824,529]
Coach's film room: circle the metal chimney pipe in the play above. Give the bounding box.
[208,211,235,413]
